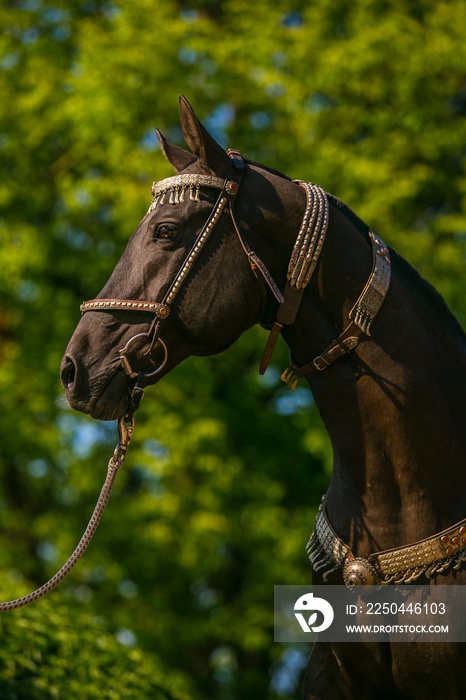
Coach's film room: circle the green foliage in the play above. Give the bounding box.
[0,582,192,700]
[0,1,465,698]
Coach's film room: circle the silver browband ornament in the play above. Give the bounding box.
[148,174,226,212]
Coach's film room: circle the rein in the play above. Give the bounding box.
[0,415,135,611]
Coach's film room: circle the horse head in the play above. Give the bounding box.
[61,97,305,420]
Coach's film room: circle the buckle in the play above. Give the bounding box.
[313,355,330,371]
[227,148,244,170]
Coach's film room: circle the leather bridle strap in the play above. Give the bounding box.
[226,151,284,308]
[80,299,170,317]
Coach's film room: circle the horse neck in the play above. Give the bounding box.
[281,203,466,555]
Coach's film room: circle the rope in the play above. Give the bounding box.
[0,416,134,612]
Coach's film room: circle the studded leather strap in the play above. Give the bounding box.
[284,231,391,383]
[80,299,170,318]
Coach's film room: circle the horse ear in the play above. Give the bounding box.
[156,129,197,172]
[179,95,230,174]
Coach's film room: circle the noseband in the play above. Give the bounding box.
[81,151,392,416]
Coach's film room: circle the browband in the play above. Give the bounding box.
[148,174,225,211]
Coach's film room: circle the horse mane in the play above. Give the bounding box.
[249,159,466,342]
[388,249,466,341]
[329,195,466,344]
[245,159,293,182]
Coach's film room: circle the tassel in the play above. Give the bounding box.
[281,366,300,390]
[306,533,315,555]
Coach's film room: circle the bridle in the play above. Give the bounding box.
[80,151,392,418]
[80,151,277,413]
[80,150,281,415]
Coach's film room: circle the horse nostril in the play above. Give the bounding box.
[61,356,77,391]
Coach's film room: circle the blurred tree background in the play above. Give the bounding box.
[1,0,465,698]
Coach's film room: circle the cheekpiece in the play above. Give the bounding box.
[307,499,466,589]
[148,174,225,212]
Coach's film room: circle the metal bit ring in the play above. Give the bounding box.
[119,333,168,379]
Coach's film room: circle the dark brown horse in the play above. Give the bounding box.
[61,98,466,699]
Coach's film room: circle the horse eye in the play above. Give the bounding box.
[154,223,178,240]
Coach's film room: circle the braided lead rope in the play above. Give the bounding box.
[287,182,329,290]
[0,416,134,612]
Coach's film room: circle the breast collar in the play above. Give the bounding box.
[309,498,466,589]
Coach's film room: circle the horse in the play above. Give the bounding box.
[61,97,466,699]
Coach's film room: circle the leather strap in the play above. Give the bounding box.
[259,284,304,374]
[226,153,284,306]
[292,321,363,375]
[227,148,245,170]
[80,299,170,317]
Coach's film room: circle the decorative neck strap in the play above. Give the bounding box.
[281,230,391,387]
[349,231,391,335]
[308,498,466,589]
[259,182,329,374]
[287,182,329,289]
